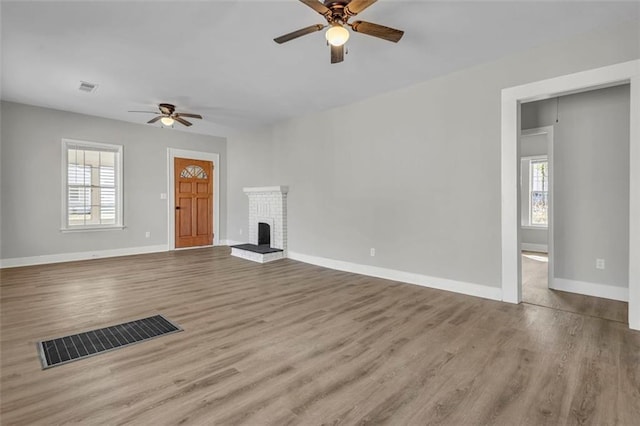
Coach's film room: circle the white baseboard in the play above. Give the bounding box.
[288,251,502,301]
[521,243,548,253]
[551,278,628,302]
[221,239,245,246]
[0,245,168,269]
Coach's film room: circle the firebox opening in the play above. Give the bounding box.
[258,222,270,246]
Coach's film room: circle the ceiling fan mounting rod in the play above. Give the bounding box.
[324,0,349,7]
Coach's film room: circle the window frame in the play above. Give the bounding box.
[61,139,124,232]
[520,154,549,229]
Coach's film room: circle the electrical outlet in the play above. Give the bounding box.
[145,231,150,238]
[596,258,605,270]
[239,229,243,235]
[370,248,376,257]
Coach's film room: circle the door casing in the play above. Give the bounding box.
[501,59,640,330]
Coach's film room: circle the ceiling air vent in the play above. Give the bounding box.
[78,81,98,93]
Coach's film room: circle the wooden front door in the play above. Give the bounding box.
[174,158,213,248]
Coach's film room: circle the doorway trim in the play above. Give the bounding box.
[167,148,220,249]
[501,59,640,330]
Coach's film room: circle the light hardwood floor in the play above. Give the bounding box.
[1,247,639,425]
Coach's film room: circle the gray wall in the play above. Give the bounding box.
[227,20,639,289]
[0,101,227,260]
[520,132,549,249]
[226,127,276,241]
[522,228,548,248]
[522,85,630,288]
[520,133,548,157]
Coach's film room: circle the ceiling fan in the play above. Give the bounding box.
[274,0,404,64]
[129,103,203,127]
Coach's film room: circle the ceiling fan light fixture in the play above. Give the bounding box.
[160,116,175,126]
[325,24,349,46]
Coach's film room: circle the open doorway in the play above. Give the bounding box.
[518,126,553,309]
[503,63,639,329]
[518,121,628,322]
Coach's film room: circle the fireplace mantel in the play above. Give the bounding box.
[243,186,289,194]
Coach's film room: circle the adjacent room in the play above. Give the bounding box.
[1,1,639,424]
[519,86,631,323]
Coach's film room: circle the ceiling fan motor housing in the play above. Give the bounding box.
[159,103,176,116]
[324,1,351,23]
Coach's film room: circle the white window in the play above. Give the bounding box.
[521,156,548,228]
[62,139,123,230]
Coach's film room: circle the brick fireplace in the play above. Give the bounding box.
[230,186,288,263]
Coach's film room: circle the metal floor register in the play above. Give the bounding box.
[37,315,182,369]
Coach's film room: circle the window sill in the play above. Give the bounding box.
[521,225,548,231]
[60,226,125,233]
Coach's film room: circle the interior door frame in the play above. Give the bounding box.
[501,59,640,330]
[520,126,554,290]
[167,148,220,249]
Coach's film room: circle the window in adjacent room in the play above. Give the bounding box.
[521,156,548,228]
[62,139,123,230]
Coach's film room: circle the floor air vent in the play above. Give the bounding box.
[37,315,182,369]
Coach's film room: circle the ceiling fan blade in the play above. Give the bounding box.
[174,117,193,127]
[344,0,377,16]
[331,44,344,64]
[147,116,162,124]
[351,20,404,43]
[129,110,158,114]
[299,0,331,17]
[274,24,325,44]
[175,113,202,119]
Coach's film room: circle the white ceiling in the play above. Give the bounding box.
[2,0,639,137]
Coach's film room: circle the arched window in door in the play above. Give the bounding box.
[180,165,208,179]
